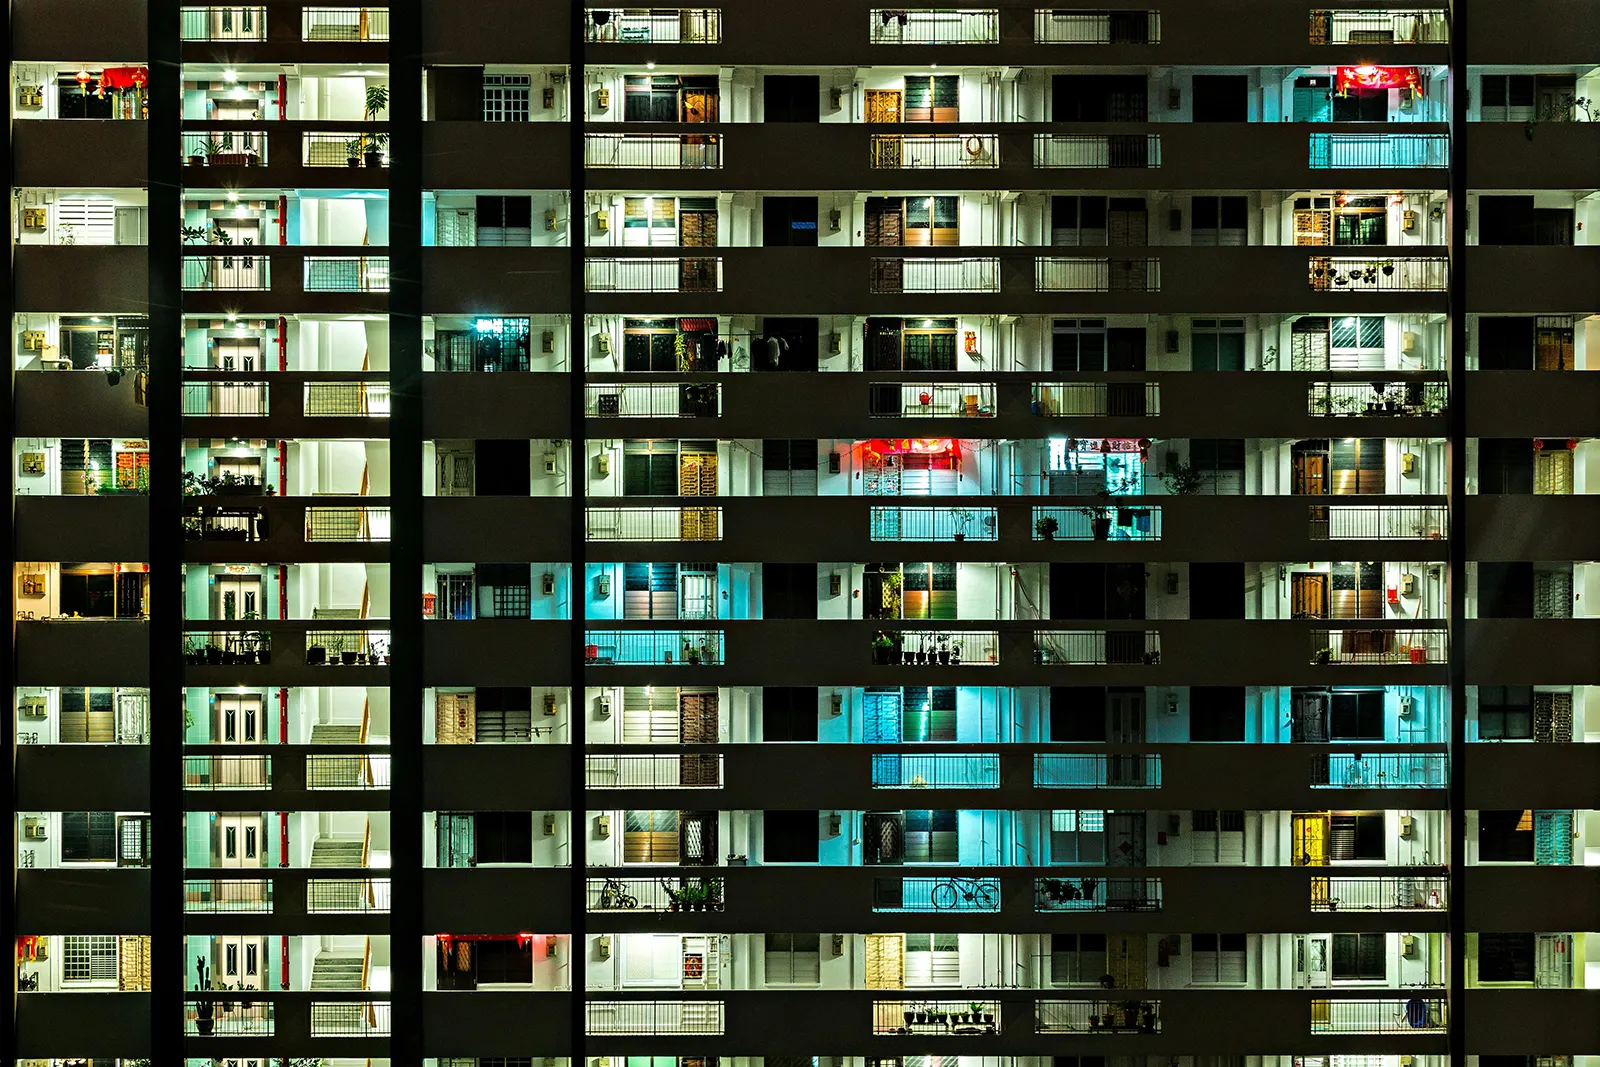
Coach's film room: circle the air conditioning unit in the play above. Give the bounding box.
[596,694,612,718]
[544,453,558,475]
[543,813,557,835]
[541,572,556,596]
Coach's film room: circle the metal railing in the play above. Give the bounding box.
[868,382,996,417]
[586,382,722,417]
[308,753,391,789]
[182,130,268,164]
[873,875,1002,912]
[585,7,722,42]
[584,629,724,666]
[585,753,726,788]
[1032,504,1162,541]
[307,505,391,543]
[303,6,391,40]
[1312,874,1447,911]
[183,629,271,665]
[1310,8,1448,44]
[305,256,390,292]
[1311,627,1448,664]
[182,381,269,415]
[1308,380,1448,415]
[180,6,269,40]
[874,999,1001,1034]
[1310,505,1448,540]
[306,628,391,663]
[1036,876,1163,912]
[184,878,272,913]
[310,1000,390,1036]
[1034,753,1163,788]
[1034,9,1162,43]
[585,506,723,542]
[869,133,999,169]
[584,133,722,169]
[874,630,1000,666]
[868,8,1000,43]
[184,754,271,789]
[871,752,1001,788]
[586,999,727,1035]
[869,505,999,542]
[189,504,268,542]
[1309,132,1450,168]
[587,876,726,912]
[1308,256,1449,292]
[1036,257,1161,292]
[1034,629,1162,665]
[1038,999,1161,1034]
[1031,381,1161,416]
[183,255,271,291]
[1309,998,1447,1033]
[585,257,723,293]
[185,999,273,1035]
[1033,133,1161,168]
[308,877,391,913]
[305,380,392,416]
[1314,752,1448,788]
[303,131,389,167]
[870,257,1001,294]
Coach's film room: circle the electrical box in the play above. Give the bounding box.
[19,695,47,719]
[541,572,556,596]
[828,451,842,474]
[828,208,842,232]
[827,812,842,836]
[545,938,558,959]
[829,87,844,111]
[544,693,558,716]
[830,934,845,957]
[597,574,612,597]
[829,692,843,717]
[1165,329,1180,353]
[597,694,612,718]
[1402,209,1418,233]
[544,453,558,475]
[542,330,555,353]
[829,331,842,355]
[1401,451,1418,475]
[22,208,48,231]
[542,87,556,110]
[23,330,47,350]
[1401,573,1418,597]
[596,453,611,477]
[596,936,612,959]
[24,819,47,839]
[1399,814,1414,838]
[1167,87,1181,109]
[18,85,45,109]
[596,814,612,837]
[1402,330,1418,352]
[545,209,558,231]
[543,813,557,835]
[829,573,842,597]
[1398,696,1414,719]
[596,87,611,111]
[597,331,612,353]
[1401,934,1417,957]
[596,209,610,233]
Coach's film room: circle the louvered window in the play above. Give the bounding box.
[903,75,959,122]
[765,933,822,985]
[1191,933,1247,983]
[762,439,819,496]
[901,562,957,620]
[62,935,119,982]
[475,687,532,742]
[905,932,960,986]
[624,809,680,863]
[1190,810,1245,864]
[1330,813,1385,860]
[624,562,681,620]
[623,686,681,742]
[58,687,116,743]
[1051,932,1106,985]
[1330,562,1384,619]
[1330,315,1387,370]
[57,197,117,244]
[1331,439,1385,495]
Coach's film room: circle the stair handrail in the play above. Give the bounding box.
[360,696,371,744]
[362,937,376,1029]
[361,818,371,868]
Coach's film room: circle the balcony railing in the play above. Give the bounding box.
[184,878,272,913]
[1034,753,1163,788]
[185,999,273,1036]
[868,381,996,418]
[306,628,391,664]
[870,257,1001,294]
[181,7,269,40]
[1032,504,1162,541]
[181,130,268,164]
[586,257,723,293]
[303,6,391,40]
[310,1000,390,1037]
[586,999,726,1035]
[184,754,271,789]
[1309,132,1450,168]
[584,629,724,666]
[1312,627,1447,665]
[1034,629,1161,665]
[1309,998,1447,1033]
[873,875,1002,912]
[869,506,999,542]
[308,877,391,913]
[1311,874,1448,911]
[1309,256,1449,292]
[306,506,391,542]
[869,8,1000,43]
[874,630,1000,666]
[1036,876,1163,912]
[303,131,389,167]
[585,506,723,542]
[189,503,268,542]
[305,380,391,416]
[1310,504,1448,540]
[1031,381,1161,416]
[1308,380,1448,415]
[182,381,269,415]
[871,752,1001,788]
[1314,752,1448,788]
[183,255,271,291]
[1038,999,1161,1034]
[586,382,722,417]
[869,132,999,169]
[305,256,390,292]
[1310,9,1448,44]
[1034,9,1161,43]
[585,7,722,43]
[1036,257,1162,292]
[874,1000,1001,1034]
[585,753,726,788]
[584,133,722,169]
[587,876,726,912]
[1033,133,1161,168]
[308,753,391,789]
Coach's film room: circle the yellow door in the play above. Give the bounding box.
[865,90,902,123]
[1107,932,1147,989]
[1293,812,1330,866]
[435,690,476,744]
[864,933,905,989]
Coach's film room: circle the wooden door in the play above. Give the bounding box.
[680,691,721,785]
[1107,200,1149,246]
[865,89,902,123]
[864,933,905,989]
[1294,453,1329,495]
[680,209,718,248]
[1535,323,1575,369]
[435,690,477,744]
[1294,209,1332,246]
[679,449,719,541]
[865,199,904,247]
[1291,573,1328,619]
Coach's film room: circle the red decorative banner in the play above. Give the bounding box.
[1336,65,1425,97]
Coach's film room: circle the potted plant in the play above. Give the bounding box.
[1080,490,1115,541]
[936,634,952,666]
[903,1008,917,1029]
[664,883,683,912]
[345,138,362,167]
[341,647,359,666]
[969,1001,985,1026]
[1034,515,1059,540]
[1377,259,1396,277]
[871,631,895,665]
[193,956,215,1035]
[204,642,224,666]
[361,84,390,165]
[684,639,702,666]
[1160,461,1204,495]
[949,506,974,542]
[364,131,388,169]
[307,642,328,666]
[372,638,390,664]
[1314,646,1334,665]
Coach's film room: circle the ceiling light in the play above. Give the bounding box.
[223,69,238,83]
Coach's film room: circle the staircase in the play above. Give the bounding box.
[310,723,363,743]
[311,952,366,990]
[310,838,365,868]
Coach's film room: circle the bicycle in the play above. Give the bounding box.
[930,876,998,910]
[597,877,638,910]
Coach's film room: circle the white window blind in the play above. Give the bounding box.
[622,686,680,743]
[1190,933,1247,983]
[904,932,959,986]
[765,933,822,985]
[57,197,117,245]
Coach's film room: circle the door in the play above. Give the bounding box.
[1104,812,1145,867]
[1533,691,1574,743]
[680,206,718,248]
[680,692,720,786]
[865,90,902,123]
[679,447,719,541]
[218,813,264,868]
[437,208,476,246]
[1294,208,1332,246]
[1292,812,1331,866]
[1534,810,1573,865]
[1295,933,1331,996]
[865,200,905,292]
[437,450,475,496]
[864,812,906,865]
[216,574,262,622]
[679,809,718,865]
[864,933,905,989]
[218,935,266,990]
[1106,933,1147,989]
[435,691,477,744]
[1534,448,1574,495]
[1291,573,1328,620]
[216,693,269,786]
[1294,451,1329,495]
[1107,688,1145,742]
[114,207,146,246]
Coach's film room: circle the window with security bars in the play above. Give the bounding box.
[624,809,680,863]
[905,932,960,986]
[762,439,819,495]
[1478,685,1534,740]
[1191,933,1247,983]
[62,811,117,862]
[436,571,476,619]
[1050,809,1106,863]
[765,933,822,984]
[475,687,533,742]
[1331,932,1386,980]
[119,815,152,867]
[62,935,118,982]
[1050,932,1106,985]
[1330,315,1388,369]
[1190,810,1245,864]
[477,564,531,619]
[483,74,532,121]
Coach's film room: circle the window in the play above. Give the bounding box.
[1330,689,1385,740]
[61,812,117,862]
[58,687,116,743]
[624,562,683,620]
[1478,933,1536,983]
[1191,933,1247,983]
[901,562,957,620]
[905,196,959,246]
[763,563,818,620]
[622,319,682,371]
[1190,319,1245,370]
[904,809,958,863]
[1050,809,1105,864]
[482,74,532,122]
[1190,810,1246,863]
[1189,562,1245,620]
[904,75,959,122]
[1330,562,1385,619]
[765,933,822,984]
[1051,318,1107,369]
[476,938,535,984]
[902,318,958,370]
[1051,197,1108,246]
[1478,810,1534,862]
[763,810,820,862]
[1329,813,1385,861]
[474,687,532,743]
[1189,687,1245,742]
[1186,439,1246,495]
[1479,74,1576,122]
[1050,933,1106,985]
[1330,315,1387,369]
[475,812,534,864]
[906,932,961,986]
[623,197,679,246]
[762,196,819,247]
[762,440,819,496]
[1191,198,1247,246]
[1052,75,1147,121]
[1330,438,1385,495]
[623,809,680,863]
[762,687,818,742]
[1191,75,1248,122]
[475,195,533,246]
[903,686,958,742]
[477,564,531,619]
[625,75,683,121]
[623,441,682,496]
[118,815,152,867]
[764,74,820,122]
[62,935,118,982]
[1331,932,1386,981]
[1476,439,1535,495]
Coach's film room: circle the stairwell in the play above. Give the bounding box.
[309,723,363,743]
[310,838,365,868]
[310,952,366,990]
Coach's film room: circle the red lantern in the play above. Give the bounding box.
[1567,438,1579,451]
[1533,439,1544,451]
[76,68,92,95]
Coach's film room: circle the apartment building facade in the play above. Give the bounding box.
[6,1,1600,1067]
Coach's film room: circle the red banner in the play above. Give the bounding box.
[1336,65,1425,97]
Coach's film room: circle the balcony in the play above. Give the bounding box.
[1033,132,1161,169]
[181,129,269,165]
[873,875,1001,912]
[583,628,724,666]
[302,6,391,41]
[872,629,1000,666]
[1312,627,1447,665]
[585,506,723,542]
[586,998,726,1035]
[874,999,1001,1035]
[586,381,721,418]
[182,254,272,291]
[184,877,274,914]
[584,132,721,169]
[1308,255,1448,291]
[1033,629,1161,666]
[309,876,392,913]
[870,751,1001,788]
[586,875,725,914]
[585,753,726,789]
[1033,9,1161,44]
[180,5,267,40]
[1033,753,1163,788]
[1310,874,1448,912]
[1036,876,1163,913]
[1313,751,1449,788]
[869,505,999,542]
[868,8,1000,44]
[1308,131,1450,167]
[1037,999,1160,1035]
[1306,379,1448,416]
[585,256,723,293]
[1032,504,1162,542]
[867,381,996,418]
[1311,504,1448,541]
[584,7,721,43]
[1309,998,1447,1034]
[1031,381,1160,416]
[871,256,1001,294]
[1309,9,1448,44]
[869,132,999,169]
